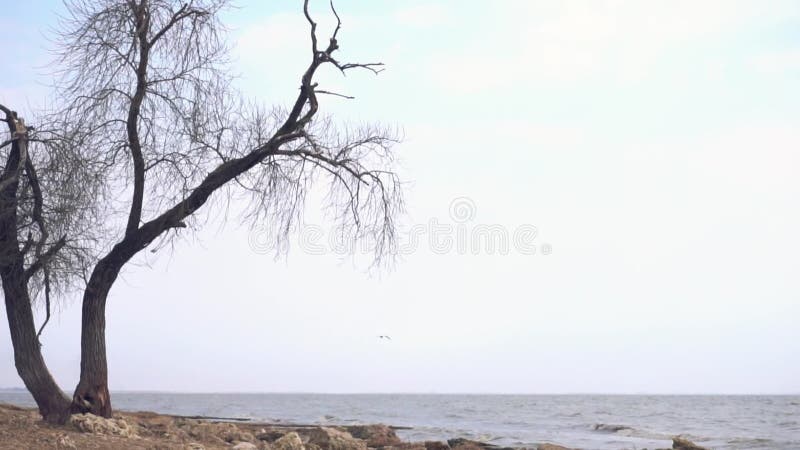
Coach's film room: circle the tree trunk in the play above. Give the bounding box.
[70,259,122,417]
[1,265,72,424]
[0,112,71,423]
[71,294,112,417]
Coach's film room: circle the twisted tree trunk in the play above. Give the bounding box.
[69,141,282,416]
[1,269,72,423]
[0,113,71,423]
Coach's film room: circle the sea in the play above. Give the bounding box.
[1,392,798,449]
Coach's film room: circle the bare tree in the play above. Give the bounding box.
[1,0,402,422]
[0,103,109,422]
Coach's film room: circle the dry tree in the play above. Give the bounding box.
[0,102,110,422]
[1,0,402,422]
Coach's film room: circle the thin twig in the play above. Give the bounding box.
[315,89,354,99]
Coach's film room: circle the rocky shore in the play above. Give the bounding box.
[0,403,708,450]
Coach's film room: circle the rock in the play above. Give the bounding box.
[592,423,633,433]
[257,429,288,442]
[672,437,708,450]
[178,421,227,446]
[275,431,306,450]
[55,434,77,449]
[69,413,138,438]
[447,439,494,450]
[185,444,206,450]
[449,444,483,450]
[424,441,451,450]
[234,443,260,450]
[305,427,367,450]
[345,424,402,447]
[381,445,426,450]
[537,444,575,450]
[180,421,254,444]
[218,422,256,443]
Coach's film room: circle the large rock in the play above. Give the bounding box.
[275,431,306,450]
[672,437,708,450]
[305,427,368,450]
[69,413,138,438]
[345,425,402,447]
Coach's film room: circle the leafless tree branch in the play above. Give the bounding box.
[2,0,404,419]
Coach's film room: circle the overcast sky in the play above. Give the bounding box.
[1,0,799,394]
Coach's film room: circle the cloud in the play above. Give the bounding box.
[687,123,800,191]
[392,4,449,28]
[233,12,312,104]
[0,86,50,118]
[236,12,307,54]
[429,0,799,93]
[750,49,800,75]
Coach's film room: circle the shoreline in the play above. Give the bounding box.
[0,403,706,450]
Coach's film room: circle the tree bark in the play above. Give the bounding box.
[70,259,121,417]
[0,118,71,423]
[1,267,72,423]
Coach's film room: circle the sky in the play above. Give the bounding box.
[1,0,799,394]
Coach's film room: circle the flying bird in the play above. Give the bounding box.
[378,335,391,340]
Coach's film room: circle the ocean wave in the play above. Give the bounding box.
[591,423,673,441]
[478,434,500,442]
[315,414,361,425]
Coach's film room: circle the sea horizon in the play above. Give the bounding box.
[3,387,797,396]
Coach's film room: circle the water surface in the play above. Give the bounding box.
[1,392,797,449]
